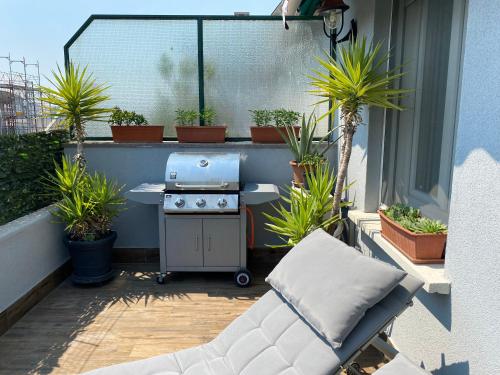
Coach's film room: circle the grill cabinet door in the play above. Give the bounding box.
[165,217,203,267]
[203,218,240,267]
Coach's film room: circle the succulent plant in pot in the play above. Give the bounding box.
[175,107,226,143]
[379,203,447,264]
[46,156,126,284]
[249,109,301,143]
[281,111,338,187]
[109,106,164,143]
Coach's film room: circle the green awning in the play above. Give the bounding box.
[299,0,323,16]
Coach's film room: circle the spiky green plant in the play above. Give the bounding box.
[40,63,110,166]
[264,163,348,247]
[49,156,125,241]
[309,36,408,223]
[281,111,339,165]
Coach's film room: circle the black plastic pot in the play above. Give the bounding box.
[64,231,117,285]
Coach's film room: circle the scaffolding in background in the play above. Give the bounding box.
[0,54,51,135]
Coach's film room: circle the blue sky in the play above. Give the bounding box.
[0,0,275,82]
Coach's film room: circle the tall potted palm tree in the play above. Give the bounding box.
[40,63,110,167]
[309,37,408,223]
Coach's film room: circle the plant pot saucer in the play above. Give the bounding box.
[71,269,115,285]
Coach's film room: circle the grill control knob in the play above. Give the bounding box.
[174,198,185,208]
[217,198,228,208]
[195,198,206,208]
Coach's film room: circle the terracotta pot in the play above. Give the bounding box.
[176,125,226,143]
[250,126,300,143]
[378,210,446,264]
[289,161,316,187]
[110,125,164,143]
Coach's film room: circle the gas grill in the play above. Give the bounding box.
[163,152,240,213]
[126,151,279,287]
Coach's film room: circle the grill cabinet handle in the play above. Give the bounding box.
[195,236,199,252]
[174,182,229,189]
[207,236,211,252]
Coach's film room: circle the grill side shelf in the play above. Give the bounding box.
[241,183,279,206]
[125,183,164,205]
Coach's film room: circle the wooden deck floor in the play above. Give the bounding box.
[0,263,386,374]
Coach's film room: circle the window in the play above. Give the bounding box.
[381,0,465,222]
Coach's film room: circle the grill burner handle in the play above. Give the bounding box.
[174,183,229,189]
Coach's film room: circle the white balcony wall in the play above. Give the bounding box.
[0,206,69,313]
[346,0,500,373]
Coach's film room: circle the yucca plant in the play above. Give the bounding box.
[40,63,110,167]
[310,36,408,223]
[264,163,348,247]
[48,156,125,241]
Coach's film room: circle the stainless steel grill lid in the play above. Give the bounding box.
[164,152,240,213]
[165,152,240,192]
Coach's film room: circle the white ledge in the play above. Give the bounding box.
[348,210,451,295]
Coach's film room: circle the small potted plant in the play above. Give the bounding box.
[249,109,301,143]
[109,107,164,143]
[47,156,126,284]
[175,107,226,143]
[378,204,447,264]
[282,111,336,186]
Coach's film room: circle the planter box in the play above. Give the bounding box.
[110,125,164,143]
[379,210,446,264]
[250,126,300,143]
[176,125,226,143]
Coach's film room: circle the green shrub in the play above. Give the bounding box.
[108,107,148,126]
[383,203,447,234]
[175,109,199,125]
[249,109,273,127]
[0,130,69,225]
[200,107,216,126]
[273,109,301,127]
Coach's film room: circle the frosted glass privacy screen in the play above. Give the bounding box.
[67,17,328,138]
[203,19,329,137]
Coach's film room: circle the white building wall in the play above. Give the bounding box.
[340,0,376,212]
[348,0,500,374]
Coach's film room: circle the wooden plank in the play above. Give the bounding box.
[0,262,384,374]
[0,260,71,336]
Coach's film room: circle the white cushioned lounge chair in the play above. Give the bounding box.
[83,229,424,375]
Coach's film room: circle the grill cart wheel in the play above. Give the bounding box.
[156,274,166,285]
[346,362,363,375]
[234,269,252,288]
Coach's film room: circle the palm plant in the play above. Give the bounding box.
[309,37,408,221]
[40,63,110,167]
[264,163,347,247]
[48,156,125,241]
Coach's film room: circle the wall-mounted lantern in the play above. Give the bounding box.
[316,0,357,54]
